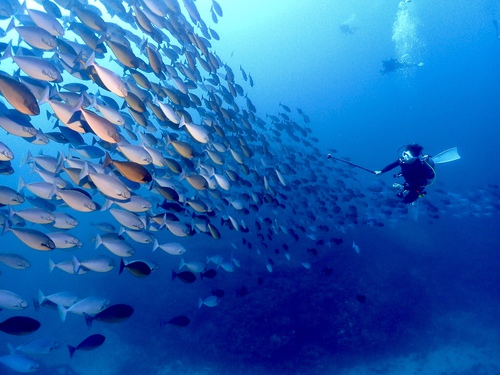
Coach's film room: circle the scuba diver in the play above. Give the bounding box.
[326,145,458,208]
[380,58,424,74]
[374,143,435,204]
[339,23,358,35]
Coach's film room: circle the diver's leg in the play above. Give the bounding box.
[403,190,419,204]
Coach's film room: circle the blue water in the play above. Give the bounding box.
[1,0,499,374]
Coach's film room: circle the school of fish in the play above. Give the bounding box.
[1,0,500,372]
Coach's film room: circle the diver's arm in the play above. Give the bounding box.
[379,159,401,174]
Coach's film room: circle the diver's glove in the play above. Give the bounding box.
[374,170,382,175]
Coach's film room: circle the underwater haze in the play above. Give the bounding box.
[0,0,499,374]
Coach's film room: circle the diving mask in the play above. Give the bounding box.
[402,150,417,163]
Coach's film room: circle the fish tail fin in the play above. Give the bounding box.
[38,289,46,305]
[103,152,113,169]
[152,238,159,252]
[68,345,76,358]
[118,258,126,275]
[72,94,85,113]
[48,182,57,200]
[1,217,10,235]
[58,304,68,322]
[48,258,56,272]
[67,109,81,126]
[94,234,102,250]
[179,170,186,182]
[78,162,89,183]
[55,151,64,174]
[139,216,146,229]
[90,90,99,111]
[159,214,167,230]
[171,270,176,281]
[8,205,14,220]
[159,320,166,329]
[198,298,203,309]
[178,258,185,271]
[20,151,32,168]
[178,115,186,129]
[6,17,15,34]
[83,313,93,329]
[84,51,96,69]
[18,1,27,14]
[72,256,81,274]
[0,41,12,61]
[100,199,113,211]
[39,86,51,106]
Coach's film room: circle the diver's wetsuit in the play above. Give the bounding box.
[381,157,435,203]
